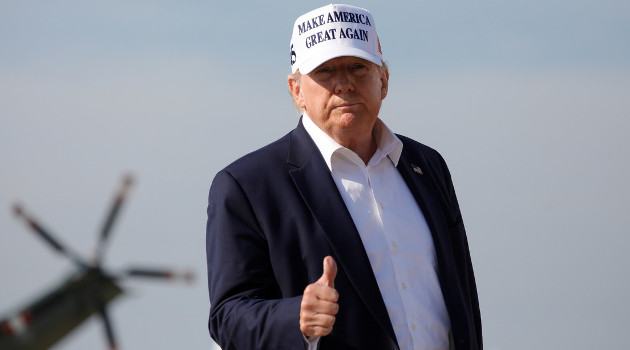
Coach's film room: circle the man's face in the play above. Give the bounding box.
[290,56,389,146]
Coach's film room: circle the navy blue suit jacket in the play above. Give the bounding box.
[206,119,482,349]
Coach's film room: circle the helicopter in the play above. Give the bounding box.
[0,175,194,350]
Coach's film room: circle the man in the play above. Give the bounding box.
[206,4,481,350]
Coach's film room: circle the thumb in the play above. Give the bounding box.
[317,256,337,288]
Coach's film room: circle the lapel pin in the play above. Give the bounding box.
[411,163,423,175]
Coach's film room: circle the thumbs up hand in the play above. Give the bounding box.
[300,256,339,339]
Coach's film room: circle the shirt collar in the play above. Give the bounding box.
[302,112,403,171]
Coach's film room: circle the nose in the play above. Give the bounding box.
[333,71,354,95]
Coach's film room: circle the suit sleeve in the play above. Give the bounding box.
[206,169,305,350]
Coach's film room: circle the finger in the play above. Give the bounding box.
[317,256,337,288]
[300,311,337,326]
[301,324,334,338]
[300,315,336,338]
[301,296,339,315]
[303,283,339,303]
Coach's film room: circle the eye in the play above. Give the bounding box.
[316,67,331,74]
[351,63,369,75]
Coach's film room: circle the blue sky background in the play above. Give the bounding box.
[1,1,629,349]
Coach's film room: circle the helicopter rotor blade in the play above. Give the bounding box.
[124,268,195,283]
[95,174,134,264]
[98,306,118,350]
[13,204,87,268]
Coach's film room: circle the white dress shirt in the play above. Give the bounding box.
[302,113,451,350]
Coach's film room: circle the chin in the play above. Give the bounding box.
[336,112,361,125]
[336,114,377,131]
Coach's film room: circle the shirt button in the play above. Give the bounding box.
[379,202,384,210]
[402,282,407,290]
[391,241,397,249]
[411,324,417,331]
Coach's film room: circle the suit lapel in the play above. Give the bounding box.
[396,144,461,310]
[287,120,397,344]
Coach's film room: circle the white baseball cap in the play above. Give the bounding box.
[289,4,383,74]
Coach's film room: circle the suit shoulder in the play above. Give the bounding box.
[396,134,445,164]
[219,130,292,179]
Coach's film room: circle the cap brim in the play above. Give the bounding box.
[295,47,382,74]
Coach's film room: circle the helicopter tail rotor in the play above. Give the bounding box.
[95,174,134,265]
[124,268,195,284]
[98,305,118,350]
[13,204,88,268]
[8,175,195,350]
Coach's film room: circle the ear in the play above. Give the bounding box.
[288,76,306,109]
[379,65,389,100]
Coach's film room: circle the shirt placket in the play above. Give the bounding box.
[368,160,417,350]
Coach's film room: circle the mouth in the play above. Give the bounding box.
[335,103,360,109]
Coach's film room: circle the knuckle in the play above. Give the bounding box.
[325,314,336,325]
[301,296,316,309]
[331,303,339,314]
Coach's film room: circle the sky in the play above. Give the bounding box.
[1,0,629,349]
